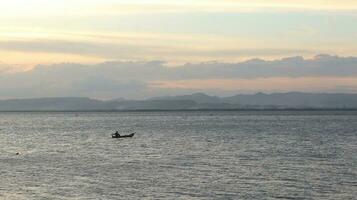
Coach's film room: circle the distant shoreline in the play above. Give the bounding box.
[1,108,357,112]
[2,93,357,112]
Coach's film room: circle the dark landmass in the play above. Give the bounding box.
[1,92,357,111]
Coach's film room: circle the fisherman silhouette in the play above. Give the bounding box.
[114,131,120,137]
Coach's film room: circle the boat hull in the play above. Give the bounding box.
[112,133,135,138]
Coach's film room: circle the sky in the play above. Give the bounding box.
[1,0,357,99]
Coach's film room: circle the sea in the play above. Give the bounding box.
[0,111,356,200]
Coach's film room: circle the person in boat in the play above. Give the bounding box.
[114,131,120,137]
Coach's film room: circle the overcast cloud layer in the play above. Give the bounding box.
[1,54,357,99]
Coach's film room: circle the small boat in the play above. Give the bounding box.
[112,133,135,138]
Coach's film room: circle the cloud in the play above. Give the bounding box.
[0,61,164,99]
[0,39,154,59]
[0,62,10,73]
[101,0,357,14]
[2,1,357,66]
[0,37,314,64]
[2,0,357,19]
[1,54,357,99]
[0,62,29,73]
[168,54,357,79]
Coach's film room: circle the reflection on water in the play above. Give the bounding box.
[0,111,356,199]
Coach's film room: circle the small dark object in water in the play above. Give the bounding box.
[112,133,135,138]
[16,152,19,155]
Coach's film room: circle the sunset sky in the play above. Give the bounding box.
[1,0,357,99]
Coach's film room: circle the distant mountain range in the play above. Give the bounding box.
[1,92,357,111]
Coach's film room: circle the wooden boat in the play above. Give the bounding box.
[112,133,135,138]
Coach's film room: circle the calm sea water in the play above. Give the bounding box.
[0,111,356,200]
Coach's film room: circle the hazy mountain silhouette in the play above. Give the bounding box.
[154,92,357,109]
[1,92,357,111]
[223,92,357,108]
[0,97,107,111]
[150,93,222,104]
